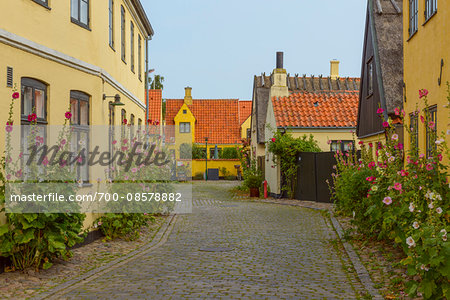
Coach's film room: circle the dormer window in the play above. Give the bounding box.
[179,122,190,133]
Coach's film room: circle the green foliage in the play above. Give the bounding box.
[220,147,239,159]
[192,144,206,159]
[219,167,230,177]
[267,131,321,198]
[331,87,450,299]
[96,213,155,241]
[193,172,204,180]
[179,143,192,159]
[148,74,164,90]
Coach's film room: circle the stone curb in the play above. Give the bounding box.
[236,196,383,299]
[32,214,177,300]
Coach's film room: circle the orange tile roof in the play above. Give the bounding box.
[238,100,252,125]
[147,89,162,123]
[272,91,359,128]
[166,99,241,144]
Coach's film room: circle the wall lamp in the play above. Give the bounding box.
[103,94,124,106]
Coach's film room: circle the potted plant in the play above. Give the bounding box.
[245,174,262,197]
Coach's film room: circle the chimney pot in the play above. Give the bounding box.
[276,52,284,69]
[330,60,340,80]
[184,87,193,105]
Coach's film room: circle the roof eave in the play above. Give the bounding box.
[131,0,154,37]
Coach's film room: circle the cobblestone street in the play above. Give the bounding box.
[60,182,364,299]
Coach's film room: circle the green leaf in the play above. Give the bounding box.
[42,261,53,270]
[0,225,9,237]
[15,229,35,244]
[420,280,436,299]
[407,282,418,297]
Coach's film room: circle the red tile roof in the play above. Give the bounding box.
[147,89,162,123]
[238,101,252,125]
[165,99,241,144]
[272,91,359,128]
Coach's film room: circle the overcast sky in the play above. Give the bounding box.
[142,0,367,100]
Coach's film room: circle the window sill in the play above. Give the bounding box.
[407,30,417,42]
[109,44,115,52]
[32,0,51,10]
[423,11,437,26]
[131,69,135,74]
[71,18,91,31]
[122,58,127,65]
[366,93,373,99]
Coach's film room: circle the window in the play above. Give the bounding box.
[367,59,373,96]
[425,0,437,21]
[179,122,190,133]
[130,22,135,73]
[137,118,142,139]
[130,114,135,140]
[71,0,90,29]
[109,0,114,49]
[121,109,126,124]
[409,0,418,37]
[108,103,115,179]
[70,91,90,183]
[121,5,126,62]
[409,113,419,156]
[425,106,437,158]
[21,78,47,124]
[138,35,142,80]
[32,0,49,8]
[330,140,353,152]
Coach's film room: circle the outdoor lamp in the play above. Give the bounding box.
[103,94,124,106]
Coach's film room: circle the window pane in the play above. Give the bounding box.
[35,89,45,119]
[80,0,88,25]
[23,86,33,116]
[71,0,78,19]
[80,101,88,125]
[71,98,79,124]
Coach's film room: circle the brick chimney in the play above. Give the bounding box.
[270,52,289,98]
[330,60,340,79]
[184,86,193,105]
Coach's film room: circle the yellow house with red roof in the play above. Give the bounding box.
[165,87,249,179]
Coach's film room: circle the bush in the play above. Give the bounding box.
[331,88,450,299]
[225,175,236,181]
[96,213,155,241]
[193,172,204,180]
[220,147,239,159]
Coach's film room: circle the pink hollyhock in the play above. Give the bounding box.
[419,89,428,98]
[420,115,425,123]
[383,196,393,205]
[394,182,402,191]
[369,142,373,148]
[377,108,384,114]
[426,164,433,171]
[12,92,20,99]
[428,121,435,129]
[394,107,400,115]
[438,153,443,161]
[65,111,72,119]
[5,125,12,132]
[42,157,49,166]
[271,138,276,142]
[123,139,128,144]
[382,121,389,128]
[112,140,117,145]
[368,161,375,169]
[123,119,127,125]
[148,119,152,124]
[358,141,364,145]
[15,169,22,178]
[400,170,409,176]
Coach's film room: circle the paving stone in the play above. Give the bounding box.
[59,181,364,299]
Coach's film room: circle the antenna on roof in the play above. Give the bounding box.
[294,74,299,89]
[318,75,323,90]
[311,75,315,90]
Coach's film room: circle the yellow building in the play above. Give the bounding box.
[0,0,154,225]
[165,87,242,179]
[403,0,449,157]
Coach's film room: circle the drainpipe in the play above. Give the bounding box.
[145,36,150,127]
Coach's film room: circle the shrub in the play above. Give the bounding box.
[96,213,155,241]
[220,147,239,159]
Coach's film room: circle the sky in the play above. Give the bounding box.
[141,0,367,100]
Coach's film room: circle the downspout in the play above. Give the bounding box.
[145,36,150,127]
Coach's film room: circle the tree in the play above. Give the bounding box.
[148,75,164,90]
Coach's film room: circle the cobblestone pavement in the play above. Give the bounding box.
[61,181,365,299]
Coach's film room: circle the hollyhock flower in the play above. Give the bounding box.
[155,120,160,125]
[124,175,129,180]
[131,167,138,173]
[400,170,409,176]
[419,89,428,98]
[368,161,375,169]
[382,121,389,128]
[428,121,435,129]
[409,203,415,212]
[358,141,364,145]
[12,92,20,99]
[65,111,72,119]
[420,115,425,123]
[388,156,395,163]
[413,222,419,229]
[123,119,127,125]
[406,236,416,248]
[394,107,400,115]
[42,157,49,166]
[437,153,443,161]
[426,164,433,171]
[441,229,447,235]
[377,108,384,114]
[419,153,425,158]
[420,264,429,271]
[435,138,444,145]
[371,185,378,192]
[77,156,83,163]
[383,196,392,205]
[369,142,373,148]
[112,140,117,145]
[148,119,152,124]
[271,138,276,142]
[5,125,12,132]
[121,146,128,151]
[391,134,398,141]
[59,159,67,167]
[98,221,102,226]
[15,169,22,178]
[28,114,34,122]
[428,202,434,209]
[397,143,404,150]
[123,139,128,144]
[393,182,402,191]
[436,207,443,214]
[60,139,66,145]
[444,235,448,241]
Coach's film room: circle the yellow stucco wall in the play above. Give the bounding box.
[191,159,240,177]
[0,0,150,227]
[403,1,450,156]
[289,129,356,152]
[241,116,251,140]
